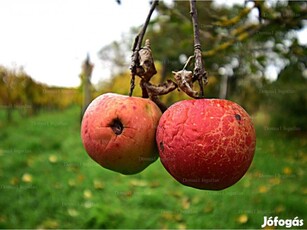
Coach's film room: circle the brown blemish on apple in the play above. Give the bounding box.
[109,118,124,135]
[159,142,164,152]
[235,114,241,121]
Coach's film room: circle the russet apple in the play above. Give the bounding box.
[81,93,162,175]
[156,99,256,190]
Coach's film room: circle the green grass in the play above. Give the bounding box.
[0,107,306,229]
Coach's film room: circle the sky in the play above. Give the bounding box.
[0,0,306,87]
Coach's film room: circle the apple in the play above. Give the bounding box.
[81,93,162,175]
[156,99,256,190]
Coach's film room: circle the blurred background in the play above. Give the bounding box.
[0,0,306,228]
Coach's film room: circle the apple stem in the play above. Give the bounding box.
[189,0,208,98]
[129,0,159,97]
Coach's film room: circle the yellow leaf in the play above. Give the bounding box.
[283,167,292,175]
[129,179,147,187]
[161,211,182,222]
[67,208,79,217]
[237,214,248,224]
[68,179,76,187]
[177,224,186,229]
[48,155,58,163]
[10,177,19,185]
[275,205,285,213]
[269,177,281,185]
[181,197,190,210]
[258,185,269,193]
[83,189,92,199]
[22,173,33,183]
[203,205,214,214]
[37,219,59,229]
[93,179,104,190]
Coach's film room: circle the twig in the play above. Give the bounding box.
[129,0,159,96]
[189,0,207,98]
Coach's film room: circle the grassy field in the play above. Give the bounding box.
[0,106,306,229]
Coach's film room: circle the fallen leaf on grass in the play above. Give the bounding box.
[161,211,182,222]
[48,155,58,163]
[168,191,184,199]
[149,181,160,188]
[203,205,214,214]
[274,205,285,214]
[269,177,281,185]
[67,208,79,217]
[129,179,147,187]
[22,173,33,183]
[181,197,190,210]
[37,219,59,229]
[283,167,292,175]
[177,223,187,229]
[10,177,19,185]
[68,179,76,187]
[236,214,248,224]
[0,215,6,223]
[93,179,104,190]
[258,185,269,193]
[83,189,92,199]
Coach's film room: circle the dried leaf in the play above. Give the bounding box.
[258,185,269,193]
[136,39,157,81]
[83,189,92,199]
[67,208,79,217]
[275,205,285,213]
[93,179,104,190]
[269,177,281,185]
[237,214,249,224]
[173,70,199,98]
[177,224,187,229]
[38,219,59,229]
[48,155,58,163]
[22,173,33,183]
[129,179,147,187]
[181,197,190,210]
[283,167,292,175]
[10,177,19,185]
[68,179,76,187]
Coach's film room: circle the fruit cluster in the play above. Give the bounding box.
[81,93,256,190]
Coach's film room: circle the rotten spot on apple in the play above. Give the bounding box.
[81,93,161,175]
[109,118,123,135]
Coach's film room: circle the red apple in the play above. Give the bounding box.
[156,99,256,190]
[81,93,162,175]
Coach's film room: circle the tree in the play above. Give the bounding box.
[98,0,306,114]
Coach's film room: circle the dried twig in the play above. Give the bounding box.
[129,0,159,96]
[189,0,207,97]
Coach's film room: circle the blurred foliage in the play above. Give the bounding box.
[98,0,307,135]
[0,65,80,123]
[263,40,307,133]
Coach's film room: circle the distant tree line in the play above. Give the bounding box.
[0,65,80,122]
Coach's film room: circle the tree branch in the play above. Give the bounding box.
[129,0,159,96]
[190,0,207,97]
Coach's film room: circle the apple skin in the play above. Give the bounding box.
[156,99,256,190]
[81,93,162,175]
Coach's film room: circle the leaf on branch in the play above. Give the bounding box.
[136,39,157,81]
[141,80,177,96]
[172,70,199,98]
